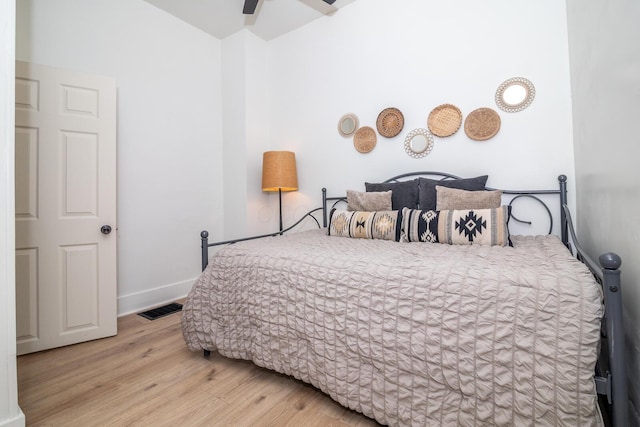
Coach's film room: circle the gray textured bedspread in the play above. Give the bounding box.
[182,230,603,426]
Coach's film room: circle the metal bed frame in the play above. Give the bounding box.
[198,172,628,427]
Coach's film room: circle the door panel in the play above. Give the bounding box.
[61,244,98,331]
[63,131,98,215]
[15,76,39,111]
[15,248,38,342]
[15,60,117,355]
[14,127,38,219]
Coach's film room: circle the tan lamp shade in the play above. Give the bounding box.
[262,151,298,192]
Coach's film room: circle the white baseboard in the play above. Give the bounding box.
[0,409,25,427]
[117,277,197,317]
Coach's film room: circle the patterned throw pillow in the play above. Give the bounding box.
[328,209,400,241]
[401,206,511,246]
[400,208,440,243]
[439,206,510,246]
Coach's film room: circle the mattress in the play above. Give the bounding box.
[182,229,603,426]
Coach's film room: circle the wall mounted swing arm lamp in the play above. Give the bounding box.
[261,151,298,232]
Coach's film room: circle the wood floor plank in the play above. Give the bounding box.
[18,308,381,426]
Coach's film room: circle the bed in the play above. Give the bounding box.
[181,172,628,427]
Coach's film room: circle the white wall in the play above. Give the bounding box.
[243,32,273,236]
[221,30,282,238]
[15,0,224,315]
[566,0,640,423]
[221,31,249,240]
[0,0,25,425]
[239,0,576,237]
[221,30,272,240]
[14,0,577,313]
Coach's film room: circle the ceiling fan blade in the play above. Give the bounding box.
[243,0,259,14]
[322,0,337,4]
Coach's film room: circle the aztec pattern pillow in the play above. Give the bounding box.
[435,186,502,210]
[401,208,440,243]
[365,179,419,210]
[347,190,392,211]
[418,175,488,210]
[328,209,401,241]
[401,206,511,246]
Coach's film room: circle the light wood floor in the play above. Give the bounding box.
[18,307,381,427]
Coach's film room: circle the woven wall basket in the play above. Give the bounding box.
[464,108,501,141]
[376,108,404,138]
[428,104,462,137]
[353,126,377,153]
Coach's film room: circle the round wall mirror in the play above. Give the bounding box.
[404,128,434,159]
[338,113,359,137]
[495,77,535,113]
[503,84,527,105]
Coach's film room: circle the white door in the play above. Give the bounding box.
[15,61,117,355]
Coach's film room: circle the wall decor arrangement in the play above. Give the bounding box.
[495,77,536,113]
[376,107,405,138]
[353,126,377,153]
[404,128,434,158]
[464,107,501,141]
[342,76,533,153]
[427,104,463,137]
[337,113,359,137]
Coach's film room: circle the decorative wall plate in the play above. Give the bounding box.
[353,126,377,153]
[376,107,404,138]
[404,128,434,158]
[337,113,359,137]
[464,108,501,141]
[495,77,535,113]
[427,104,463,137]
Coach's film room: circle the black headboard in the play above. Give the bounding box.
[321,172,568,246]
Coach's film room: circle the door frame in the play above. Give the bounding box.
[0,0,26,424]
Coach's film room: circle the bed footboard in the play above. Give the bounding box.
[200,207,323,271]
[563,205,628,427]
[599,253,627,427]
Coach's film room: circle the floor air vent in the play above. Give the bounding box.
[138,302,183,320]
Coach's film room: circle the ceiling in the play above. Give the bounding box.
[143,0,356,41]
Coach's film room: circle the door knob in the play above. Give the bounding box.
[101,225,112,235]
